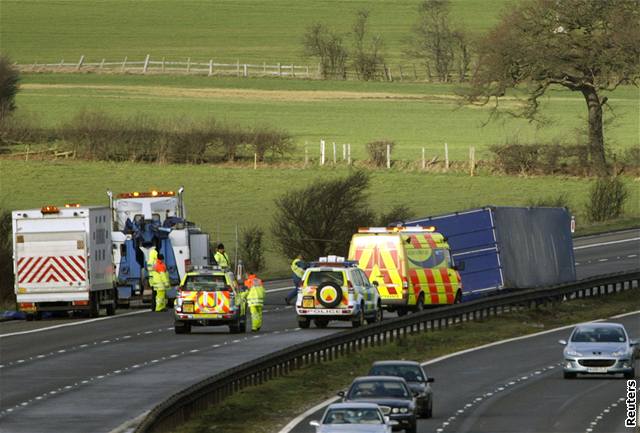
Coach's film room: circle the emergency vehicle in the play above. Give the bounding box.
[347,227,462,315]
[173,266,247,334]
[12,205,116,318]
[295,256,382,329]
[107,188,210,308]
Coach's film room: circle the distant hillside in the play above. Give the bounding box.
[0,0,515,64]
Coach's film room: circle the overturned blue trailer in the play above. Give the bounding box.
[406,207,576,301]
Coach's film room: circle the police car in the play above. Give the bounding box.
[174,266,247,334]
[295,256,382,329]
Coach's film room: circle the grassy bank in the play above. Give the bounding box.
[175,287,640,433]
[1,160,638,276]
[12,74,640,161]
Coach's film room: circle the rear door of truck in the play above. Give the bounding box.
[15,231,88,293]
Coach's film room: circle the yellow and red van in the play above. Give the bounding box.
[348,227,462,315]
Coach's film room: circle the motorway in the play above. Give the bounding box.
[0,229,638,433]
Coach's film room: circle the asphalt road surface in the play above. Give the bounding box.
[0,230,638,433]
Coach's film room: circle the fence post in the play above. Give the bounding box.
[304,143,309,167]
[422,147,426,170]
[76,55,85,71]
[59,59,64,69]
[278,63,282,77]
[347,143,351,165]
[399,65,404,81]
[320,140,326,166]
[469,146,476,176]
[254,153,258,170]
[386,144,391,169]
[100,58,105,70]
[236,60,240,77]
[263,62,266,74]
[243,64,248,77]
[143,54,150,73]
[162,57,166,73]
[343,143,346,161]
[209,60,213,76]
[333,142,337,164]
[444,142,449,171]
[187,57,191,73]
[413,64,418,80]
[121,56,128,72]
[291,64,295,77]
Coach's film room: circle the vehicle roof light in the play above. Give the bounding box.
[357,226,437,233]
[116,191,176,199]
[41,205,60,214]
[64,203,81,208]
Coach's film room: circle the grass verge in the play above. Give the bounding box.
[175,288,640,433]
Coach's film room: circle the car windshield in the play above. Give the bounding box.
[571,326,627,343]
[184,275,228,291]
[348,380,410,399]
[369,365,425,382]
[322,408,383,424]
[307,270,344,286]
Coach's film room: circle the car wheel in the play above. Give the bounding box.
[414,293,425,313]
[424,399,433,418]
[314,319,329,328]
[174,321,191,334]
[105,300,116,316]
[397,308,408,317]
[405,420,417,433]
[563,371,576,379]
[624,369,635,379]
[368,302,383,324]
[298,317,310,329]
[229,315,243,334]
[454,290,463,304]
[352,304,365,328]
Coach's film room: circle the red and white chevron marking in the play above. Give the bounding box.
[16,256,86,284]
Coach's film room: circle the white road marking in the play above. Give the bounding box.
[574,237,640,250]
[0,310,150,338]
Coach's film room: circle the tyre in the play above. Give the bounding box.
[368,303,383,324]
[229,316,244,334]
[317,281,343,308]
[352,304,365,328]
[105,300,116,316]
[424,399,433,418]
[397,308,408,317]
[174,321,191,334]
[405,420,417,433]
[298,317,310,329]
[563,371,576,379]
[314,319,329,328]
[240,313,248,333]
[454,290,463,304]
[414,294,425,313]
[624,369,635,379]
[88,292,99,318]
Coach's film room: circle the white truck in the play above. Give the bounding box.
[108,188,210,308]
[12,205,116,319]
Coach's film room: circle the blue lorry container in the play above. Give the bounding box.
[406,207,576,301]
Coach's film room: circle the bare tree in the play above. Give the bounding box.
[303,23,348,79]
[466,0,640,175]
[271,171,375,259]
[405,0,455,82]
[452,30,472,82]
[352,9,385,81]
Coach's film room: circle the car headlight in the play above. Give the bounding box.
[399,407,409,413]
[565,350,582,357]
[392,408,399,414]
[611,350,628,357]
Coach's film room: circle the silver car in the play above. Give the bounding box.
[310,402,398,433]
[559,322,637,379]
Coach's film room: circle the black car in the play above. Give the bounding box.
[340,376,417,433]
[369,360,434,418]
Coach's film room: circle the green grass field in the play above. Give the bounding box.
[14,73,640,161]
[1,160,638,275]
[1,0,514,65]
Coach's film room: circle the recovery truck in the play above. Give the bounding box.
[108,188,210,308]
[12,204,116,318]
[405,206,576,301]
